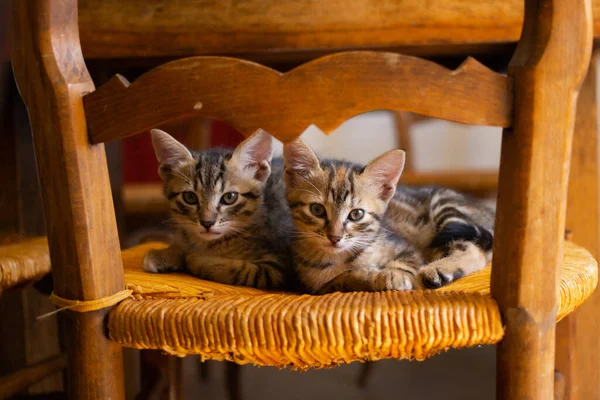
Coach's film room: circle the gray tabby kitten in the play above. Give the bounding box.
[143,129,292,290]
[283,138,494,294]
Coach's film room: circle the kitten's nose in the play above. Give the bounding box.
[200,220,216,231]
[327,235,342,245]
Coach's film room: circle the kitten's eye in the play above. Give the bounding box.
[310,203,327,218]
[182,191,198,205]
[348,209,365,221]
[220,192,239,205]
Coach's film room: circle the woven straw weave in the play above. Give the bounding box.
[0,237,51,294]
[107,241,597,369]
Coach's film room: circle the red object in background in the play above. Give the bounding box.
[121,120,245,183]
[209,120,245,149]
[121,132,168,183]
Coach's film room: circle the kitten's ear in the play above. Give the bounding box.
[150,129,194,166]
[230,129,273,183]
[283,137,321,186]
[361,149,406,202]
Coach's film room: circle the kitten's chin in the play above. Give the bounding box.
[321,242,352,255]
[195,231,224,241]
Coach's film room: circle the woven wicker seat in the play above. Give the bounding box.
[0,237,51,295]
[11,237,596,369]
[105,241,597,369]
[8,237,594,368]
[0,237,64,398]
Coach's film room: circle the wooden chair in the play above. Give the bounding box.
[10,1,598,399]
[0,237,65,398]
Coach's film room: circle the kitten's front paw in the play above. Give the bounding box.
[143,248,181,273]
[243,263,285,289]
[143,250,161,273]
[315,269,415,294]
[376,269,415,291]
[235,262,261,287]
[418,263,464,289]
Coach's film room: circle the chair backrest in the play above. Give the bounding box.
[82,53,511,144]
[10,0,593,398]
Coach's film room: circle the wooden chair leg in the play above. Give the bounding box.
[11,1,126,398]
[197,358,209,382]
[555,51,600,399]
[166,356,183,400]
[225,362,242,400]
[392,111,415,172]
[554,372,566,400]
[137,351,183,400]
[490,1,592,399]
[356,362,373,388]
[137,351,160,400]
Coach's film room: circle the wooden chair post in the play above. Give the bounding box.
[555,50,600,399]
[491,0,592,399]
[11,1,126,399]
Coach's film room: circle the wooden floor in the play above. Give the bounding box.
[182,346,496,400]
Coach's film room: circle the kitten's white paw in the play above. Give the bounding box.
[379,269,415,291]
[315,268,415,294]
[418,262,465,289]
[143,251,160,273]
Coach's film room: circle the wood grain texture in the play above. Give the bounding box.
[555,52,600,400]
[77,0,600,60]
[554,372,566,400]
[84,53,511,144]
[490,0,593,399]
[11,1,125,398]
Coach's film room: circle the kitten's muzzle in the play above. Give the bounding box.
[326,235,342,245]
[200,220,216,231]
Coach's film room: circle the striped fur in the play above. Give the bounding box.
[283,138,494,294]
[143,129,292,290]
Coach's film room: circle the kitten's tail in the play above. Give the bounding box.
[419,189,494,288]
[430,221,494,256]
